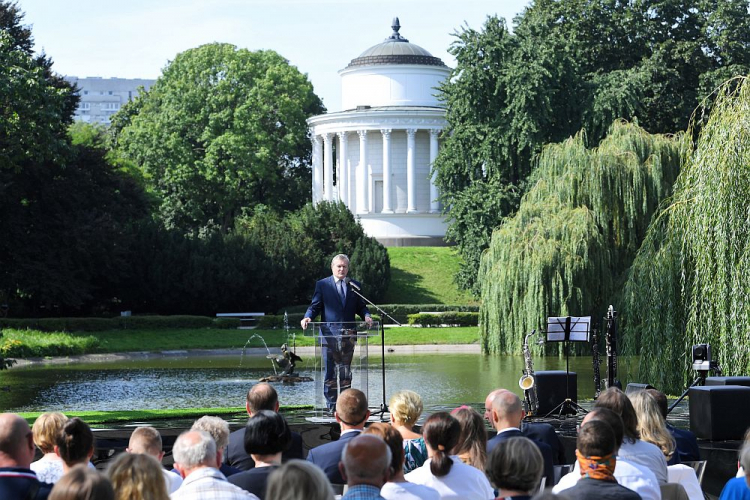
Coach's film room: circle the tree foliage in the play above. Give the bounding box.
[479,121,682,355]
[623,77,750,393]
[437,0,750,292]
[112,43,325,235]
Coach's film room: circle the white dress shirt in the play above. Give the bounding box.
[553,457,662,500]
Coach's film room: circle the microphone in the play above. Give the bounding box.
[344,277,361,291]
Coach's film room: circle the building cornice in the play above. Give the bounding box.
[308,107,446,134]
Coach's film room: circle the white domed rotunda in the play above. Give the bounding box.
[307,18,450,246]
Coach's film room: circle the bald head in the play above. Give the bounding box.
[489,390,523,431]
[339,434,391,488]
[246,383,279,416]
[0,414,34,467]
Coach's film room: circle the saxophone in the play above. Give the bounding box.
[519,330,539,416]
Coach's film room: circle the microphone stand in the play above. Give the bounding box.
[347,282,401,421]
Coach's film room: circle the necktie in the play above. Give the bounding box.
[338,280,346,303]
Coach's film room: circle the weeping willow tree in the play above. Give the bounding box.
[623,78,750,394]
[479,121,683,355]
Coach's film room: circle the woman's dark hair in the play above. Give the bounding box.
[244,410,292,456]
[56,417,94,466]
[594,388,639,442]
[422,412,460,477]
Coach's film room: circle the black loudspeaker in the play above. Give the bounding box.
[625,383,655,395]
[689,386,750,440]
[535,370,577,415]
[704,377,750,387]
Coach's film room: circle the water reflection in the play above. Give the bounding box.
[0,353,639,412]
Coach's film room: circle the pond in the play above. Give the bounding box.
[0,350,641,413]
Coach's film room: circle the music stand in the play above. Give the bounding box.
[544,316,590,418]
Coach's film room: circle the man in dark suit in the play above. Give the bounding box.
[225,383,304,471]
[646,389,701,463]
[302,254,372,409]
[485,389,554,487]
[307,389,370,486]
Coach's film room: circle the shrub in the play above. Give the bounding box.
[0,329,100,357]
[212,317,241,329]
[350,236,391,303]
[407,312,479,327]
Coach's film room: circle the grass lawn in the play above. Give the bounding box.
[383,247,477,305]
[75,326,480,352]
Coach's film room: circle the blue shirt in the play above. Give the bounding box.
[342,484,387,500]
[720,477,750,500]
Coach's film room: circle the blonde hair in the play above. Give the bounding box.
[389,390,423,427]
[629,390,675,460]
[32,412,68,454]
[128,426,162,456]
[266,459,335,500]
[107,453,169,500]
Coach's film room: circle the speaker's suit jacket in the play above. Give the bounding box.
[304,276,370,339]
[225,427,304,471]
[306,429,362,485]
[487,428,554,487]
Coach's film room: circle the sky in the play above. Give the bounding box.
[18,0,531,112]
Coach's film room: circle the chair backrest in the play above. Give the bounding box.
[538,475,547,492]
[553,464,574,485]
[682,460,708,485]
[660,482,690,500]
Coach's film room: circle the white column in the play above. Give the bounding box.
[312,134,323,205]
[381,128,393,213]
[429,129,440,213]
[323,133,334,202]
[406,128,417,213]
[337,132,348,206]
[357,130,368,214]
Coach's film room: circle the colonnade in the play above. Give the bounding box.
[311,128,440,214]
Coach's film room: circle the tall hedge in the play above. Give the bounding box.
[479,121,683,355]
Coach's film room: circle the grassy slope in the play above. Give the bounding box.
[383,247,477,305]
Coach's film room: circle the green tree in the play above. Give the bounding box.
[623,77,750,394]
[112,43,325,235]
[437,0,750,292]
[479,121,682,355]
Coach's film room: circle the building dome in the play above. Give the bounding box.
[339,17,451,110]
[347,18,446,68]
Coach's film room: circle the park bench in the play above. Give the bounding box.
[216,312,265,329]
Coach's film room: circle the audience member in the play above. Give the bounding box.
[646,389,701,464]
[339,434,391,500]
[404,412,494,499]
[107,453,169,500]
[451,406,487,471]
[485,436,543,500]
[55,418,95,474]
[720,443,750,500]
[629,390,677,463]
[171,430,257,500]
[0,413,53,500]
[530,492,569,500]
[266,460,335,500]
[127,426,182,493]
[364,422,439,500]
[191,416,241,477]
[389,390,427,473]
[307,388,370,485]
[522,421,566,465]
[737,429,750,478]
[226,383,304,471]
[229,411,292,500]
[48,465,113,500]
[30,412,68,484]
[553,407,661,500]
[563,419,640,500]
[485,390,553,485]
[595,387,668,483]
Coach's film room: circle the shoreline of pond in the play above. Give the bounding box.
[12,343,482,367]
